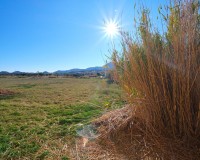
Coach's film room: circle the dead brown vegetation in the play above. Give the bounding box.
[0,89,15,96]
[86,0,200,159]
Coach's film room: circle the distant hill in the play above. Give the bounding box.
[85,66,104,71]
[104,62,114,69]
[53,68,85,75]
[53,67,104,75]
[43,71,50,75]
[53,62,114,75]
[0,62,114,75]
[12,71,25,75]
[0,71,10,75]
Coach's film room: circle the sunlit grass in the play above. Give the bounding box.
[0,77,123,159]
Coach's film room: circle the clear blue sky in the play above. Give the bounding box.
[0,0,166,72]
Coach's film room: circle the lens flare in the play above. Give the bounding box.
[103,20,119,38]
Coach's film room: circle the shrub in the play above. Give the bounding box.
[110,0,200,159]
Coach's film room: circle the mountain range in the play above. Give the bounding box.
[0,62,114,75]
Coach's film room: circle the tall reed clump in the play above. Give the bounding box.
[111,0,200,159]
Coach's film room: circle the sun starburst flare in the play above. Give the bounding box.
[103,20,120,38]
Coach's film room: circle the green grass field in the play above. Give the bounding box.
[0,77,124,159]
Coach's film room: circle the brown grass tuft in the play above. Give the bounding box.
[0,89,15,96]
[91,0,200,159]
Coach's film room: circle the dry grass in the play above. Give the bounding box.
[0,89,15,96]
[0,77,123,159]
[89,0,200,159]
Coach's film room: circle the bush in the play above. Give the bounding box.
[110,0,200,159]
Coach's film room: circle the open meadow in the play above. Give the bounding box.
[0,77,124,159]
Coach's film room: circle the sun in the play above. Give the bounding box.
[103,20,119,38]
